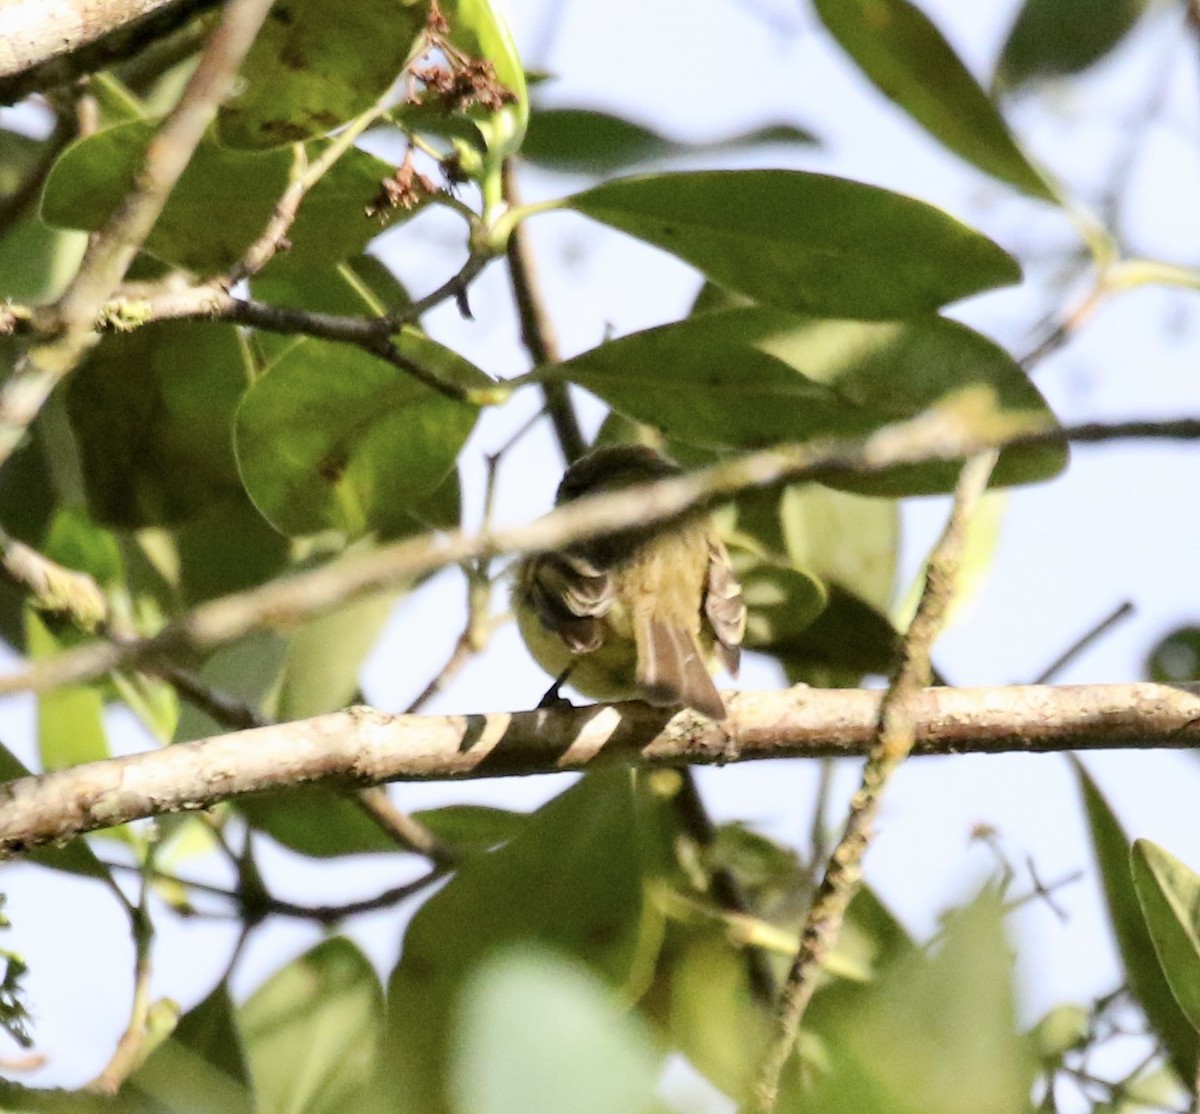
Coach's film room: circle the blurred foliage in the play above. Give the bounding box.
[0,0,1197,1110]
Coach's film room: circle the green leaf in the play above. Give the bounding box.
[385,772,645,1114]
[27,611,109,772]
[42,121,415,273]
[996,0,1156,90]
[1132,840,1200,1033]
[132,984,252,1099]
[173,494,293,607]
[66,322,250,528]
[453,948,662,1114]
[218,0,428,147]
[561,170,1020,318]
[173,630,287,743]
[253,253,411,317]
[1028,1003,1090,1063]
[776,484,898,611]
[0,130,88,303]
[640,922,771,1103]
[275,590,397,721]
[1146,626,1200,682]
[544,307,1064,494]
[43,121,290,273]
[1074,761,1199,1084]
[813,0,1056,202]
[0,740,114,882]
[735,559,827,651]
[239,938,383,1114]
[239,787,400,857]
[796,890,1033,1114]
[522,107,817,174]
[410,804,529,852]
[775,585,903,688]
[234,337,482,538]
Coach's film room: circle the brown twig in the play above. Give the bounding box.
[501,158,586,463]
[86,880,158,1094]
[1,412,1197,701]
[1031,601,1135,685]
[748,450,999,1112]
[108,858,447,925]
[0,0,275,471]
[3,679,1200,860]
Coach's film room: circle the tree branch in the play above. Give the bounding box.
[750,450,998,1111]
[2,681,1199,859]
[501,158,587,463]
[1,413,1198,700]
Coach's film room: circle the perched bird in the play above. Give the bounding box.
[513,443,745,720]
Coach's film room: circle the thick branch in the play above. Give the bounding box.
[2,682,1199,859]
[1,413,1198,700]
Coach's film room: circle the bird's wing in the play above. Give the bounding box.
[704,536,746,676]
[524,551,614,653]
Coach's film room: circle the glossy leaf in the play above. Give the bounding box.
[43,121,289,273]
[1074,760,1199,1084]
[522,107,816,174]
[27,611,109,772]
[1146,626,1200,683]
[736,559,827,651]
[813,0,1056,201]
[42,123,410,273]
[411,804,529,852]
[386,772,645,1114]
[777,484,898,611]
[996,0,1156,90]
[218,0,428,147]
[275,590,397,721]
[234,337,483,538]
[776,585,903,688]
[239,938,383,1114]
[1132,840,1200,1033]
[66,322,249,528]
[173,630,287,743]
[239,787,401,857]
[544,307,1064,495]
[562,170,1021,318]
[173,494,293,607]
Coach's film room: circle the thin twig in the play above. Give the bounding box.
[1,412,1197,701]
[501,158,586,463]
[673,770,778,1003]
[86,878,157,1094]
[107,859,447,925]
[748,451,999,1113]
[1031,601,1135,685]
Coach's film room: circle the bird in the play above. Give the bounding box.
[513,443,745,720]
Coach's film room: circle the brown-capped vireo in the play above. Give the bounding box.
[513,443,745,720]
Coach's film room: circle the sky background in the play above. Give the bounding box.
[2,0,1200,1103]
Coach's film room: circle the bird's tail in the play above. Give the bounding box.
[635,614,726,720]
